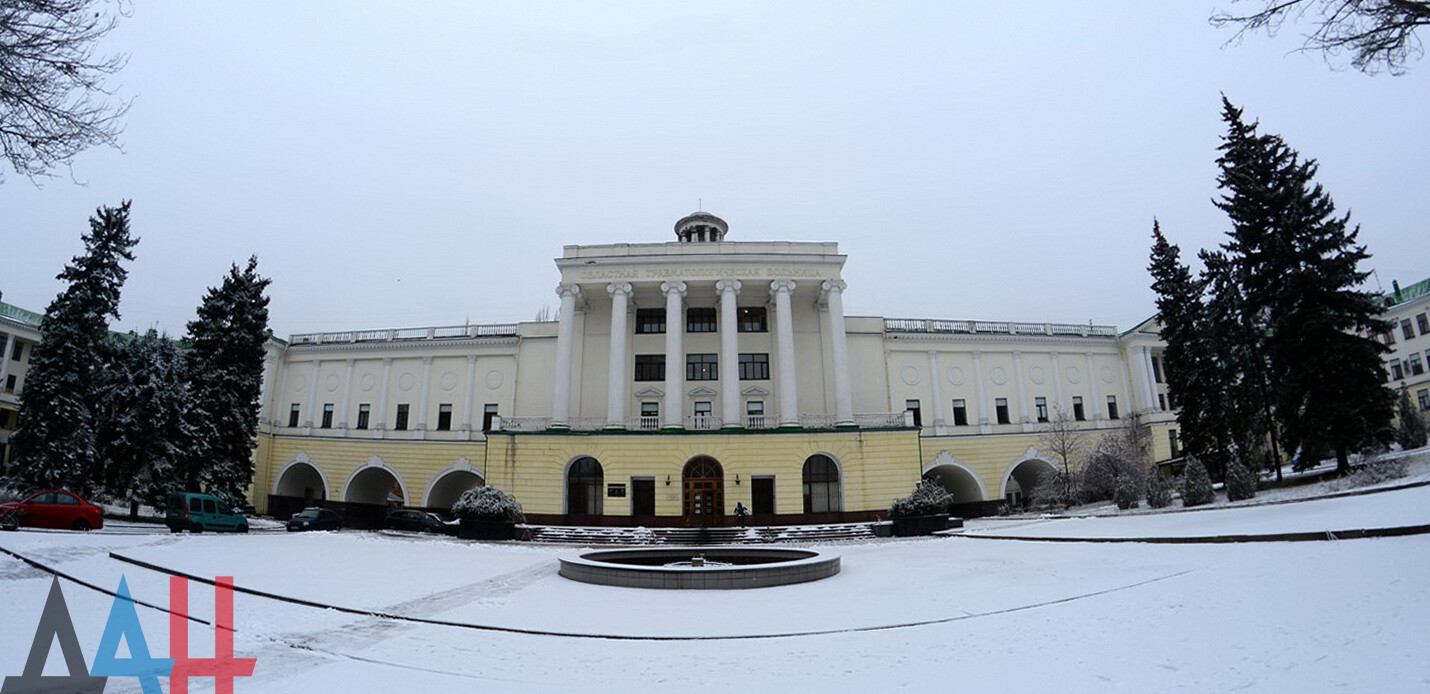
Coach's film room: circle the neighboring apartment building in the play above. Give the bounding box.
[248,213,1181,526]
[0,296,42,472]
[1381,277,1430,414]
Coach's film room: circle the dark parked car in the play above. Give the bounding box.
[384,509,450,534]
[1,490,105,531]
[286,507,342,532]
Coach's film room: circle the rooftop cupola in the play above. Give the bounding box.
[674,211,728,243]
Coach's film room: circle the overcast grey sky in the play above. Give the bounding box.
[3,2,1427,339]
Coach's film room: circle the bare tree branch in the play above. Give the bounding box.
[1212,0,1430,74]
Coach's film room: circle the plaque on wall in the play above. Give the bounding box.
[607,484,627,498]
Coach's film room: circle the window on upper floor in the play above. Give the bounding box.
[1418,389,1430,411]
[1151,356,1164,383]
[686,308,716,333]
[1107,395,1119,420]
[686,353,718,380]
[737,306,768,333]
[288,404,300,428]
[951,399,968,426]
[635,308,665,334]
[634,354,665,381]
[320,403,334,429]
[1403,319,1416,340]
[482,404,499,431]
[1035,397,1049,423]
[1390,360,1403,381]
[1409,353,1425,376]
[905,399,921,427]
[356,404,371,430]
[394,403,410,430]
[1072,396,1085,421]
[436,404,453,431]
[738,353,769,380]
[9,342,21,361]
[1418,313,1429,336]
[995,398,1010,425]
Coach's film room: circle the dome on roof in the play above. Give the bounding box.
[674,211,728,243]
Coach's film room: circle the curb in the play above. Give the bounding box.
[955,522,1430,544]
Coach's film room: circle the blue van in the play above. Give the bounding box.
[165,492,249,533]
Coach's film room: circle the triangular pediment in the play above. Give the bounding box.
[740,386,770,397]
[634,387,664,398]
[687,386,719,398]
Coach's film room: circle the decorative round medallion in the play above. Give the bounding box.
[900,365,921,386]
[439,371,458,391]
[324,373,340,392]
[947,366,965,386]
[485,370,503,390]
[1065,365,1081,384]
[291,375,308,393]
[990,366,1008,386]
[360,373,376,392]
[398,372,416,392]
[1101,365,1115,384]
[1029,365,1046,385]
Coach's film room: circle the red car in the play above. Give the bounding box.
[0,490,105,531]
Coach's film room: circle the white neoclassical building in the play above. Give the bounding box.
[249,212,1182,527]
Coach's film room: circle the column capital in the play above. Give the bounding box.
[1013,350,1023,359]
[660,280,688,297]
[422,356,433,366]
[381,357,393,366]
[345,358,356,368]
[467,354,477,364]
[607,281,634,297]
[820,278,848,295]
[715,278,742,295]
[769,279,797,295]
[555,283,583,299]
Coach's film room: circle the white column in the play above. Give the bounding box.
[417,356,433,432]
[271,358,290,428]
[1051,351,1066,412]
[821,279,855,427]
[926,350,946,435]
[662,280,687,429]
[972,350,990,433]
[771,280,799,427]
[1085,352,1103,422]
[1013,351,1031,430]
[337,358,355,433]
[717,279,742,428]
[1141,346,1159,411]
[462,354,477,436]
[606,281,633,428]
[0,333,15,387]
[375,358,392,438]
[552,284,582,427]
[304,359,321,431]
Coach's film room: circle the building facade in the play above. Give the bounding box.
[1380,277,1430,415]
[0,297,42,471]
[250,213,1181,526]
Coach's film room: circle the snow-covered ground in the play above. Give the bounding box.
[2,486,1429,692]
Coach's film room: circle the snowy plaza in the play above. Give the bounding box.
[3,481,1429,693]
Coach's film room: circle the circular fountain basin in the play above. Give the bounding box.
[559,546,841,590]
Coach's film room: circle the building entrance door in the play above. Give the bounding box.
[682,456,724,527]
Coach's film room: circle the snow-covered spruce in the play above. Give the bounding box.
[1180,457,1215,507]
[1224,458,1258,502]
[451,486,524,522]
[888,480,953,518]
[1144,466,1174,508]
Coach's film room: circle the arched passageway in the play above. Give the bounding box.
[923,464,984,504]
[426,470,484,510]
[1004,458,1058,509]
[346,466,405,505]
[567,456,604,515]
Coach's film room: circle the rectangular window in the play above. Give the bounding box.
[1410,353,1426,377]
[0,409,11,429]
[482,404,499,431]
[639,401,659,430]
[686,307,717,333]
[394,403,410,430]
[1169,429,1180,457]
[693,401,713,429]
[1403,319,1416,340]
[951,399,968,426]
[1151,356,1164,383]
[1035,396,1049,423]
[995,398,1010,424]
[634,308,666,334]
[634,354,665,381]
[1107,395,1119,420]
[1072,396,1085,421]
[436,404,453,431]
[746,401,766,428]
[1419,313,1429,336]
[1419,389,1430,411]
[1384,330,1396,345]
[356,404,371,430]
[288,404,301,428]
[321,403,334,429]
[9,342,21,361]
[737,306,768,333]
[1158,393,1168,411]
[738,353,770,380]
[686,353,718,380]
[906,399,922,427]
[4,375,15,394]
[1390,360,1403,380]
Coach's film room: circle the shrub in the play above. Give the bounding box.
[1113,475,1140,510]
[1180,457,1215,507]
[889,480,953,518]
[0,478,29,503]
[1144,466,1173,508]
[1224,458,1258,502]
[1327,459,1409,491]
[1031,471,1077,510]
[451,486,524,522]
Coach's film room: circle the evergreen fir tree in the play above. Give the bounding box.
[94,330,193,515]
[1224,456,1258,502]
[1394,389,1428,450]
[9,202,137,494]
[180,256,271,503]
[1180,457,1215,507]
[1144,466,1174,508]
[1214,97,1393,473]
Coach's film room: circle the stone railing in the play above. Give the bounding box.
[497,412,909,432]
[885,318,1116,338]
[289,323,519,345]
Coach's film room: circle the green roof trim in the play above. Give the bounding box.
[0,301,43,327]
[1385,277,1430,308]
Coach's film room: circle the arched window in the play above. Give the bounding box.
[802,455,842,513]
[567,457,604,515]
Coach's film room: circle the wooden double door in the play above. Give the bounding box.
[682,456,725,527]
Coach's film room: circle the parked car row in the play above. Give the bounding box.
[1,490,105,531]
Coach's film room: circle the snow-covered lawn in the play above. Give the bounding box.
[3,486,1429,692]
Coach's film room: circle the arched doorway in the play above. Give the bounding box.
[922,464,984,505]
[274,460,327,505]
[567,456,604,516]
[426,469,484,510]
[802,455,843,513]
[1003,457,1058,509]
[345,466,405,505]
[682,456,724,527]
